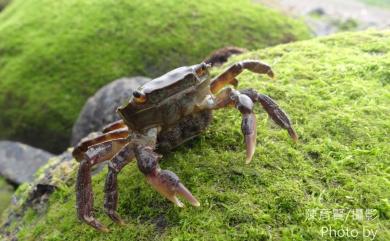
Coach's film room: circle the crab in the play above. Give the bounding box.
[72,60,298,232]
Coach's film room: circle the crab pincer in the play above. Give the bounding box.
[135,145,199,207]
[147,170,200,207]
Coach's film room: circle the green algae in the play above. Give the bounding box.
[0,177,13,219]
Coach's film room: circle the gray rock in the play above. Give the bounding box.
[71,76,151,146]
[0,141,53,184]
[308,7,326,16]
[0,149,76,240]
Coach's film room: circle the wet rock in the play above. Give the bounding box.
[71,76,151,146]
[0,141,53,185]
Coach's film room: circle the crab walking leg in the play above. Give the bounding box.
[73,128,129,161]
[241,113,257,164]
[76,138,129,232]
[240,88,298,141]
[102,119,127,133]
[226,89,257,163]
[210,60,274,94]
[104,145,134,225]
[134,145,200,207]
[200,88,257,163]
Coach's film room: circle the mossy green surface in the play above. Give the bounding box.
[3,30,390,240]
[0,177,13,218]
[0,0,310,153]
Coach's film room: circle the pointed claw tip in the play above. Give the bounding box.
[245,152,254,164]
[175,202,185,208]
[98,226,110,233]
[245,153,253,164]
[245,136,255,164]
[191,200,201,207]
[173,196,185,208]
[245,158,252,165]
[267,70,275,79]
[288,128,298,142]
[117,219,126,226]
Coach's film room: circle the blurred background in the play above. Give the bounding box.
[0,0,389,238]
[257,0,390,35]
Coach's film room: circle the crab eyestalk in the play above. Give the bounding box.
[133,90,147,103]
[194,62,212,80]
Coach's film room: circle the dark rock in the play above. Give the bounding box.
[0,141,53,185]
[71,77,151,146]
[308,7,326,16]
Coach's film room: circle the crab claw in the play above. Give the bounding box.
[146,169,200,207]
[242,113,257,164]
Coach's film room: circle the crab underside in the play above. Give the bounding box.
[72,60,297,232]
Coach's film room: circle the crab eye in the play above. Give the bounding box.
[133,90,146,103]
[195,63,210,77]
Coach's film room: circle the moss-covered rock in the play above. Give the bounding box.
[0,0,310,153]
[0,150,76,238]
[1,30,389,240]
[0,177,13,217]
